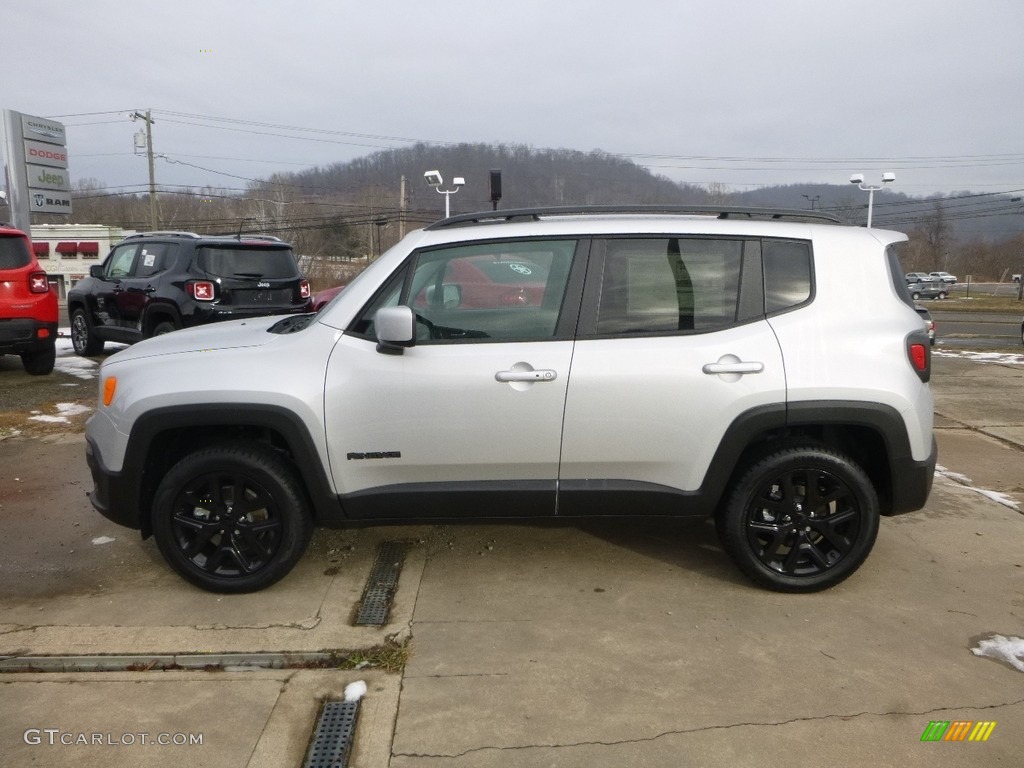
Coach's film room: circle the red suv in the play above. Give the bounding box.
[0,226,58,375]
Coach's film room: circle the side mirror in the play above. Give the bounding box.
[375,305,415,355]
[89,264,105,278]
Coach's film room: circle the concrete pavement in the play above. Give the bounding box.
[2,354,1023,767]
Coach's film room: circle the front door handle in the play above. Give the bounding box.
[496,369,558,383]
[702,361,764,375]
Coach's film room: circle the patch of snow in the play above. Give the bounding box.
[972,488,1022,512]
[935,465,1021,511]
[343,680,367,702]
[935,465,973,485]
[54,402,91,417]
[52,335,126,380]
[28,402,92,424]
[971,634,1024,672]
[933,349,1024,366]
[91,536,116,545]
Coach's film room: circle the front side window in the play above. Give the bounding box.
[106,244,139,279]
[376,239,577,343]
[593,238,744,335]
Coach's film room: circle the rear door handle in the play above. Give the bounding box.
[495,369,558,382]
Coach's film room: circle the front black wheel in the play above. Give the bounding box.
[151,443,313,593]
[717,446,879,592]
[70,308,104,356]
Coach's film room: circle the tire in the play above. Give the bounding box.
[937,292,947,300]
[911,292,921,300]
[70,308,105,356]
[716,445,880,593]
[151,443,313,593]
[21,344,56,375]
[152,320,178,337]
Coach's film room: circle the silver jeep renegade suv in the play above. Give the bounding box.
[85,206,936,593]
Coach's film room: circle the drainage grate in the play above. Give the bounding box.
[354,540,408,626]
[303,700,360,768]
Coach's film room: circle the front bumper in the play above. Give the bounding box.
[85,435,145,532]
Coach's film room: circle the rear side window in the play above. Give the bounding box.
[593,237,743,335]
[135,243,177,278]
[197,247,298,279]
[0,235,32,269]
[763,239,812,314]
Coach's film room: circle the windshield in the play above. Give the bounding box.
[196,246,298,279]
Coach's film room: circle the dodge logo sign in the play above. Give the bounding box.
[33,193,46,208]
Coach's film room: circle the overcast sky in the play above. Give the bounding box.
[4,0,1024,199]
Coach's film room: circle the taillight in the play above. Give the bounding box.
[187,280,216,301]
[299,279,311,300]
[29,272,49,293]
[907,331,931,383]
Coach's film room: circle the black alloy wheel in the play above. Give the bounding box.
[70,308,104,356]
[151,444,312,593]
[717,445,879,592]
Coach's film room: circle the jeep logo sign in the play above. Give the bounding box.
[27,163,69,191]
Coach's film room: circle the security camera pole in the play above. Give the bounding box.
[423,170,464,219]
[849,172,895,228]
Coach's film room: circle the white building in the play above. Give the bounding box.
[29,223,135,299]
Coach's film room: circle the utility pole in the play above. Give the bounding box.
[399,175,407,238]
[131,110,158,229]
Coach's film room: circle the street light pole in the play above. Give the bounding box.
[850,172,895,228]
[423,170,464,219]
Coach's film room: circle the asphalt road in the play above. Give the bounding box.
[931,310,1020,347]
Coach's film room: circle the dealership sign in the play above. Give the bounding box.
[1,108,73,227]
[27,163,70,190]
[31,190,73,213]
[24,139,69,169]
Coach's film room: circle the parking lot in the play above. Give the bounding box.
[1,349,1023,766]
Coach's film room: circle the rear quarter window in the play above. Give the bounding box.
[0,236,32,269]
[763,239,812,314]
[886,243,915,308]
[197,246,299,279]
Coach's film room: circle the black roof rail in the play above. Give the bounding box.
[207,233,285,242]
[424,205,846,230]
[123,230,202,239]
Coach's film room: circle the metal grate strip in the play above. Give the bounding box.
[354,540,408,626]
[303,700,359,768]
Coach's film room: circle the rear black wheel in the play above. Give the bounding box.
[717,445,879,592]
[21,344,56,375]
[151,443,313,593]
[152,320,178,337]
